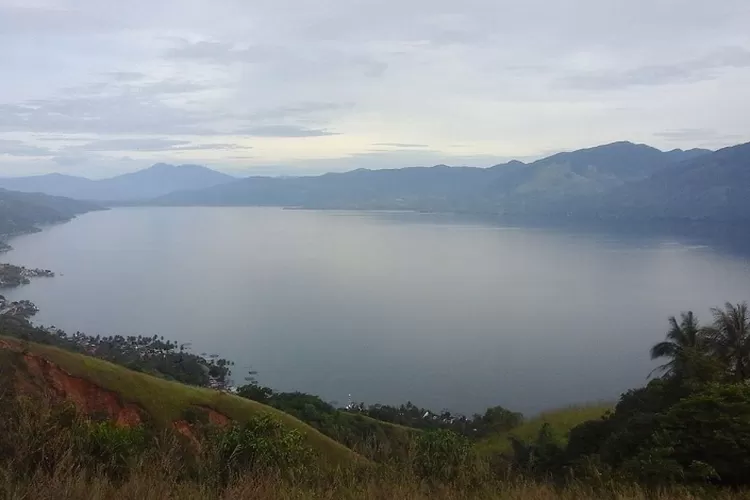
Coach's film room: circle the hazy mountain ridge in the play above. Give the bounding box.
[155,141,730,218]
[3,140,745,222]
[0,164,234,202]
[0,188,102,237]
[598,142,750,220]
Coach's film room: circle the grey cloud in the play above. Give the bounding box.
[0,139,53,157]
[654,128,743,142]
[1,0,749,176]
[0,75,335,138]
[167,41,247,62]
[0,94,218,136]
[247,102,351,121]
[0,4,123,35]
[166,40,290,64]
[560,46,750,90]
[165,39,387,78]
[107,72,145,82]
[67,138,253,153]
[373,143,429,148]
[172,143,253,151]
[135,80,213,95]
[68,138,191,152]
[239,125,338,138]
[53,155,91,167]
[62,78,211,98]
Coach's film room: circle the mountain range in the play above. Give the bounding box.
[154,141,736,219]
[1,140,748,223]
[0,163,234,202]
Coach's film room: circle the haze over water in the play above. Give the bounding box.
[6,207,750,414]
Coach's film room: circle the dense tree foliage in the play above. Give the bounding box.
[555,302,750,486]
[0,308,233,388]
[236,383,415,461]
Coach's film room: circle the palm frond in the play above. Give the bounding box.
[650,341,677,360]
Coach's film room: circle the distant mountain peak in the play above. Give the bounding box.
[0,163,234,202]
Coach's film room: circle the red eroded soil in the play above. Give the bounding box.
[21,352,144,427]
[0,341,233,434]
[207,407,231,426]
[173,420,201,448]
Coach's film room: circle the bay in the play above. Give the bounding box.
[5,206,750,414]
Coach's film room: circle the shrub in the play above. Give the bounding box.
[205,415,314,484]
[413,429,474,483]
[73,422,149,479]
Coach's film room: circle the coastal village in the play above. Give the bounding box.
[0,263,54,288]
[0,295,39,318]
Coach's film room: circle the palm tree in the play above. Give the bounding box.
[650,311,703,377]
[703,302,750,380]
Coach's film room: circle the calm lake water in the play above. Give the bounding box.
[5,207,750,414]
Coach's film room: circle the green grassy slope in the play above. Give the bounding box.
[3,338,363,465]
[476,403,612,456]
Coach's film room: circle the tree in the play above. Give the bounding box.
[703,302,750,380]
[650,311,705,378]
[478,406,523,436]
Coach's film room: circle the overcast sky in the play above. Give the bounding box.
[1,0,749,178]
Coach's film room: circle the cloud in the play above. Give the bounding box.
[165,38,388,78]
[172,143,253,151]
[559,46,750,90]
[248,102,352,121]
[166,40,254,63]
[106,71,145,82]
[0,99,212,136]
[0,0,749,176]
[68,138,190,152]
[239,125,338,138]
[372,143,429,148]
[52,155,91,167]
[653,128,743,143]
[66,138,254,152]
[0,139,52,157]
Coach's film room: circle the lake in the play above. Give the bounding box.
[5,207,750,415]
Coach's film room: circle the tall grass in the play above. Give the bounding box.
[0,389,746,500]
[3,468,747,499]
[1,347,747,499]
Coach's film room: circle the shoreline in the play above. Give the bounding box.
[0,225,58,290]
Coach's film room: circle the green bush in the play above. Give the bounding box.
[413,430,474,483]
[73,422,149,479]
[206,415,314,484]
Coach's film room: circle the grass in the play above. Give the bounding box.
[0,337,362,466]
[3,469,748,500]
[476,403,612,456]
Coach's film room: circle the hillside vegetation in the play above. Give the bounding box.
[4,300,750,498]
[0,337,360,465]
[476,404,612,456]
[0,188,100,237]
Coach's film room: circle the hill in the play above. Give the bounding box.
[598,141,750,220]
[475,403,612,456]
[154,142,716,216]
[0,336,361,465]
[0,164,235,202]
[477,142,709,212]
[0,188,101,237]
